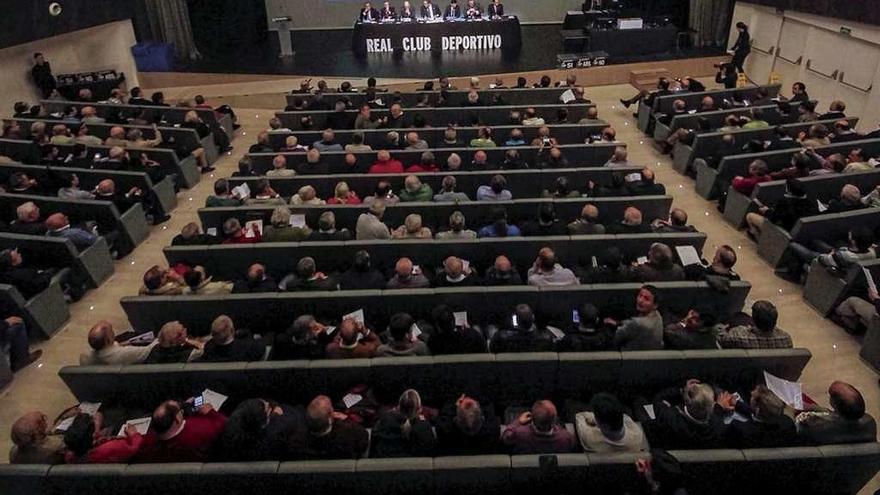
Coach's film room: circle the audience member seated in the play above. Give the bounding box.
[477,174,512,201]
[685,245,741,282]
[312,129,344,153]
[645,379,725,449]
[556,303,612,352]
[581,247,634,284]
[363,181,400,206]
[521,203,568,236]
[434,256,481,287]
[287,395,369,459]
[426,304,487,355]
[232,263,278,293]
[356,201,392,240]
[567,204,606,235]
[183,266,233,295]
[206,179,243,207]
[218,398,303,462]
[663,309,720,350]
[479,207,521,237]
[731,159,771,196]
[144,321,203,364]
[575,392,649,453]
[717,300,792,349]
[605,147,634,168]
[745,179,818,239]
[327,182,362,205]
[608,207,652,234]
[136,399,226,462]
[652,208,696,233]
[325,318,380,359]
[44,213,98,250]
[399,175,433,202]
[484,255,523,286]
[371,389,436,458]
[8,411,65,464]
[527,247,578,286]
[501,400,575,454]
[541,177,580,199]
[266,155,296,177]
[245,179,285,206]
[62,413,144,464]
[280,257,338,291]
[339,250,385,290]
[139,264,186,296]
[223,217,262,244]
[633,243,686,282]
[436,394,500,455]
[796,381,877,445]
[392,213,432,239]
[489,304,555,353]
[609,285,663,350]
[290,185,326,206]
[172,222,221,246]
[0,248,58,299]
[723,385,797,448]
[309,211,352,241]
[433,176,470,203]
[9,202,46,236]
[377,313,430,357]
[369,150,404,174]
[263,206,313,242]
[627,168,666,196]
[198,315,266,363]
[387,257,430,289]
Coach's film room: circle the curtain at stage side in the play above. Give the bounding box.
[144,0,202,60]
[689,0,734,49]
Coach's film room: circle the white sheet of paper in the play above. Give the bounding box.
[546,326,565,341]
[453,311,468,328]
[764,371,804,410]
[79,402,102,416]
[637,256,648,265]
[55,417,75,432]
[591,256,598,268]
[817,199,828,213]
[675,245,702,266]
[865,267,878,293]
[201,389,228,411]
[342,393,363,409]
[118,417,151,437]
[343,309,365,324]
[643,404,656,420]
[289,214,306,228]
[724,411,750,425]
[560,89,575,104]
[461,259,470,272]
[125,332,155,345]
[624,172,642,183]
[232,183,251,199]
[410,323,422,339]
[207,228,218,236]
[687,109,697,114]
[245,220,263,238]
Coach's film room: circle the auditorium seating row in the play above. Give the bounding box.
[0,138,201,189]
[653,102,806,144]
[227,166,643,200]
[120,281,751,336]
[696,137,880,199]
[7,117,212,163]
[248,143,620,175]
[4,442,878,495]
[673,117,859,174]
[198,196,673,234]
[637,83,781,132]
[0,193,149,257]
[266,123,609,150]
[39,100,234,139]
[0,163,178,219]
[286,86,570,108]
[276,103,595,130]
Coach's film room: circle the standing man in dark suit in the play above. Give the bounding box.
[487,0,504,18]
[444,0,462,19]
[31,53,56,98]
[729,22,751,73]
[359,2,380,21]
[380,1,397,20]
[421,0,442,19]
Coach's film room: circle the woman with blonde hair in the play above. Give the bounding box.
[393,213,432,239]
[327,181,362,205]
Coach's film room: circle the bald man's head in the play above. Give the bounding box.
[395,257,414,278]
[45,213,69,231]
[581,204,599,221]
[87,321,115,351]
[531,400,558,433]
[10,412,50,448]
[623,207,643,226]
[494,255,512,272]
[306,395,334,434]
[97,179,115,195]
[829,381,866,421]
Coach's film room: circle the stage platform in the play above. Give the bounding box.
[169,24,725,80]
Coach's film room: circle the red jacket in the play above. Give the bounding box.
[368,160,404,174]
[406,163,439,173]
[65,433,145,464]
[136,410,227,463]
[732,175,771,195]
[327,193,363,205]
[223,232,262,244]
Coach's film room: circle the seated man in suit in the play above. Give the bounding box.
[359,1,379,21]
[644,379,726,449]
[487,0,504,18]
[464,0,482,18]
[444,0,462,19]
[288,395,369,459]
[501,400,575,454]
[421,0,442,19]
[9,202,46,236]
[796,381,877,445]
[198,315,266,363]
[380,1,397,19]
[0,248,59,299]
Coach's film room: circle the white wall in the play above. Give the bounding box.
[730,2,880,130]
[0,20,140,114]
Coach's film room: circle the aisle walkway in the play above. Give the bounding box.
[0,79,876,492]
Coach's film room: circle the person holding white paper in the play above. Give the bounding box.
[263,206,312,242]
[717,300,792,349]
[136,399,226,463]
[62,413,145,464]
[434,256,481,287]
[377,313,430,357]
[386,257,431,289]
[722,385,797,448]
[325,318,380,359]
[205,179,243,207]
[221,217,263,244]
[8,411,66,464]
